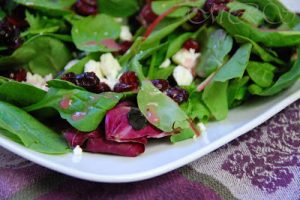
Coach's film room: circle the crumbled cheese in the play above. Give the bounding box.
[197,122,207,133]
[114,17,124,23]
[64,59,79,71]
[159,59,171,68]
[120,25,133,41]
[25,72,53,91]
[84,59,104,79]
[73,145,83,156]
[99,53,122,79]
[101,77,119,89]
[173,65,193,86]
[172,48,200,70]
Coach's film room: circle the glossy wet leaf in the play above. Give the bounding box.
[98,0,140,17]
[25,88,123,132]
[0,101,69,154]
[0,81,46,107]
[71,14,121,52]
[196,29,233,77]
[214,43,252,82]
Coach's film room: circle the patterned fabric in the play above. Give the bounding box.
[0,100,299,200]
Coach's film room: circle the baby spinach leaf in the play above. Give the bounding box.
[25,88,123,132]
[248,84,263,95]
[227,77,249,108]
[137,81,188,131]
[259,48,300,96]
[214,43,252,82]
[227,1,265,26]
[98,0,140,17]
[14,0,76,15]
[0,101,69,154]
[196,29,233,77]
[246,61,276,88]
[152,0,205,18]
[71,14,121,52]
[234,35,285,65]
[0,36,72,76]
[237,0,300,28]
[202,81,228,120]
[0,81,46,107]
[217,12,300,47]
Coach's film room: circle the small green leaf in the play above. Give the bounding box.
[71,14,121,52]
[214,43,252,82]
[203,81,228,120]
[246,61,276,88]
[196,29,233,77]
[97,0,140,17]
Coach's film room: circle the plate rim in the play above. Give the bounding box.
[0,86,299,183]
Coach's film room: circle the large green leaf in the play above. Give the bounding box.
[0,81,46,107]
[196,29,233,77]
[214,43,252,82]
[25,88,123,132]
[0,101,69,154]
[0,36,72,76]
[216,12,300,47]
[71,14,121,52]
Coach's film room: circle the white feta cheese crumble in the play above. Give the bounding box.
[173,65,193,86]
[197,122,207,133]
[172,48,200,70]
[114,17,123,23]
[64,59,79,71]
[99,53,122,79]
[120,25,133,41]
[159,59,171,68]
[73,145,83,156]
[25,72,53,91]
[84,59,104,79]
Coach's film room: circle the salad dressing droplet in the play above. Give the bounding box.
[146,104,159,124]
[60,97,72,109]
[72,112,86,121]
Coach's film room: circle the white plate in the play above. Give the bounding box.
[0,1,299,183]
[0,81,299,183]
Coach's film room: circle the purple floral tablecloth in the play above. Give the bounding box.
[0,100,299,200]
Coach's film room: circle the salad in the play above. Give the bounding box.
[0,0,299,157]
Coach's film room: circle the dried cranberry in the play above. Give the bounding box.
[204,0,230,15]
[113,83,135,93]
[3,68,27,82]
[73,0,98,16]
[61,72,77,84]
[75,72,100,92]
[117,41,133,55]
[231,9,245,17]
[151,79,170,92]
[138,3,158,26]
[95,82,111,93]
[119,71,139,88]
[0,20,22,49]
[183,39,201,52]
[210,3,229,15]
[165,87,189,104]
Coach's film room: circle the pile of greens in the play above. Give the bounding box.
[0,0,299,156]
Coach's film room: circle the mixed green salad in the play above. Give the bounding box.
[0,0,299,157]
